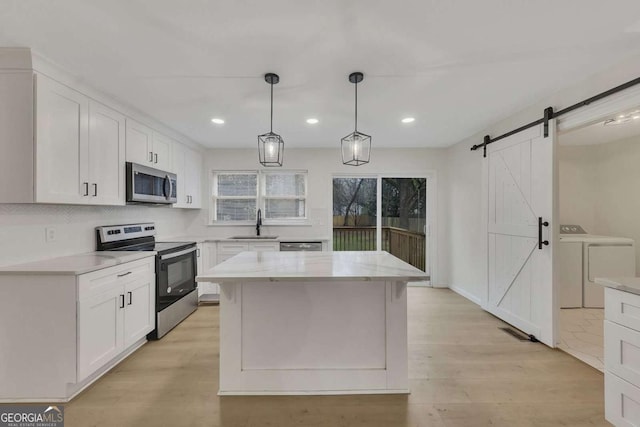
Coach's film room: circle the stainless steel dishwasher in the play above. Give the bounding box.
[279,241,323,251]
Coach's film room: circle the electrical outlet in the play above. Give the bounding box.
[45,227,57,242]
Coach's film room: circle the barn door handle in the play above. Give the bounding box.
[538,217,549,250]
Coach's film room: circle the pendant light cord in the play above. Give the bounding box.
[270,81,274,133]
[354,80,358,132]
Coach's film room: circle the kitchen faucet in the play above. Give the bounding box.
[256,208,262,236]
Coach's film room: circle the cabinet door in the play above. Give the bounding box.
[123,276,155,348]
[152,132,172,171]
[126,119,153,166]
[35,74,89,204]
[88,101,125,205]
[77,285,124,381]
[185,148,202,208]
[172,143,187,207]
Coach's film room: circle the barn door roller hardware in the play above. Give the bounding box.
[471,76,640,157]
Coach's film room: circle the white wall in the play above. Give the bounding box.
[0,204,199,267]
[185,147,450,286]
[446,53,640,304]
[559,136,640,273]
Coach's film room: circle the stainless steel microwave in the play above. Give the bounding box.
[126,162,177,204]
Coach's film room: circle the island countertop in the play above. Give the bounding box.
[196,250,429,282]
[595,277,640,296]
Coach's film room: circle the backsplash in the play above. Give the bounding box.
[0,204,199,266]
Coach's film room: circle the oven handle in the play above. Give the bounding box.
[160,246,197,260]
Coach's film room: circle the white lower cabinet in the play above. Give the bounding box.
[77,285,125,382]
[78,258,155,381]
[0,255,155,402]
[604,287,640,426]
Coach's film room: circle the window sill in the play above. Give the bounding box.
[208,221,313,227]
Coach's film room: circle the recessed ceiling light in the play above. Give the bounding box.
[401,117,415,123]
[211,118,225,124]
[306,118,319,124]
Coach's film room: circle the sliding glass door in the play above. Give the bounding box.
[332,176,429,275]
[382,178,427,272]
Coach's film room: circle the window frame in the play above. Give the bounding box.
[210,170,308,225]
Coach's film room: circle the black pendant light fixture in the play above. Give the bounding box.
[258,73,284,167]
[341,72,371,166]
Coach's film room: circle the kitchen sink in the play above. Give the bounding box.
[229,236,278,240]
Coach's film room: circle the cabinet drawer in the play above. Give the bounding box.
[605,372,640,426]
[248,242,279,252]
[606,287,640,331]
[78,257,155,300]
[218,242,249,254]
[606,320,640,389]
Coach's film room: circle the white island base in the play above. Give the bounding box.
[197,251,428,395]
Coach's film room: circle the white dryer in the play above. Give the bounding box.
[559,225,636,308]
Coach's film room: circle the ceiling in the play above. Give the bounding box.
[2,1,640,149]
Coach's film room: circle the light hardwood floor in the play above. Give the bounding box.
[61,288,609,426]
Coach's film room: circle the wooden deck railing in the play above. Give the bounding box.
[333,226,426,271]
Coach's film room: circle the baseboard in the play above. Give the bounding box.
[448,285,482,306]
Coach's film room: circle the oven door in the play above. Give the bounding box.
[126,162,177,204]
[157,246,197,310]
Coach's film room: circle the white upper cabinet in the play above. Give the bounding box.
[125,119,154,166]
[186,148,202,208]
[152,132,172,171]
[34,75,125,205]
[125,119,173,171]
[172,143,202,209]
[35,74,89,204]
[88,101,126,205]
[0,48,199,206]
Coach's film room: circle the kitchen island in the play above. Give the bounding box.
[196,250,428,395]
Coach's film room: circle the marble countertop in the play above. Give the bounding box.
[196,250,429,282]
[595,277,640,296]
[167,235,330,243]
[0,251,156,276]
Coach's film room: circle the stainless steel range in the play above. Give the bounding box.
[96,223,197,339]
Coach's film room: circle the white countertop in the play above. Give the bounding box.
[0,251,156,276]
[196,250,429,282]
[166,235,330,243]
[595,277,640,296]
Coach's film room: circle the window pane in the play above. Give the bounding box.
[265,198,305,218]
[265,174,305,197]
[332,178,377,251]
[217,174,257,197]
[216,199,256,221]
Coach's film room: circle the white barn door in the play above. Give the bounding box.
[484,122,555,347]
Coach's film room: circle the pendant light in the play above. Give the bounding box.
[258,73,284,167]
[341,72,371,166]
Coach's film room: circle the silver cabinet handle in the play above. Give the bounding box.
[149,151,153,162]
[83,182,89,196]
[196,248,201,257]
[117,271,132,277]
[154,153,158,163]
[93,183,97,197]
[127,291,132,305]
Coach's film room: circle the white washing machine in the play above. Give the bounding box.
[559,225,636,308]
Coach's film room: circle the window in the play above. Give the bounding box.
[211,171,307,223]
[212,172,258,221]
